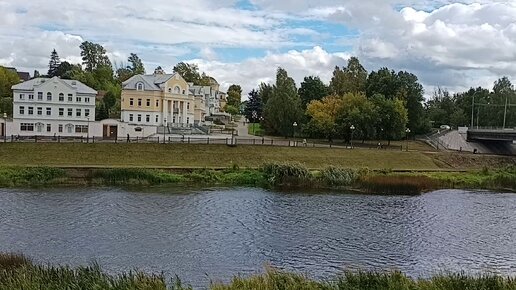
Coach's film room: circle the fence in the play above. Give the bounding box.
[0,134,408,151]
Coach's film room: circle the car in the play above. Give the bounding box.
[440,125,451,130]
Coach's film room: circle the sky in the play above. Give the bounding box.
[1,0,515,97]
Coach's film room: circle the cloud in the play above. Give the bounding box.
[191,46,350,94]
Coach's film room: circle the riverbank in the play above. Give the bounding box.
[0,164,514,193]
[1,253,516,290]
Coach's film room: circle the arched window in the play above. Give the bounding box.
[58,93,64,101]
[46,92,52,101]
[136,82,144,91]
[168,88,172,93]
[174,86,181,94]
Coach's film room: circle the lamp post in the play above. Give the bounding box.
[471,92,475,128]
[86,116,90,143]
[405,128,411,152]
[3,113,6,142]
[293,122,298,146]
[259,116,264,137]
[163,118,167,144]
[350,125,355,149]
[252,110,257,135]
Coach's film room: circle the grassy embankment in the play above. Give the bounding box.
[2,253,516,290]
[247,123,264,136]
[0,163,514,194]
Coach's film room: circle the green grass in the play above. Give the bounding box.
[0,143,441,170]
[2,254,516,290]
[247,123,264,136]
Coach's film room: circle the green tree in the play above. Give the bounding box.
[173,62,201,84]
[224,104,240,115]
[492,77,516,127]
[263,68,303,137]
[366,68,398,99]
[80,41,112,72]
[128,53,145,75]
[330,57,368,96]
[244,89,262,122]
[47,49,61,77]
[258,82,273,106]
[299,76,329,108]
[54,61,76,79]
[397,71,425,133]
[337,92,377,141]
[227,84,242,108]
[0,66,19,116]
[371,95,408,144]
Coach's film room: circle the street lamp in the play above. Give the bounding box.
[3,113,6,142]
[252,110,258,135]
[293,122,298,146]
[405,128,411,152]
[350,125,355,149]
[86,116,90,143]
[163,118,167,144]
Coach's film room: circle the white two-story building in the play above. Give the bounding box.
[11,77,97,136]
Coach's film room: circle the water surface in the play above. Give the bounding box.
[1,187,515,287]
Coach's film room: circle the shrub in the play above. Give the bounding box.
[0,167,66,186]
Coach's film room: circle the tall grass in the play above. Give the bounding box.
[360,175,437,195]
[320,167,359,186]
[262,162,312,187]
[0,167,66,186]
[91,168,185,185]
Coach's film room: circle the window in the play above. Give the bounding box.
[137,114,142,122]
[28,107,34,115]
[59,108,64,116]
[187,117,190,124]
[67,125,73,133]
[19,106,25,115]
[76,109,81,117]
[75,125,88,133]
[129,114,134,122]
[37,92,43,100]
[68,108,73,117]
[19,94,24,100]
[174,86,181,94]
[136,82,144,91]
[155,115,159,123]
[129,98,134,106]
[37,107,42,115]
[58,124,63,133]
[146,99,150,107]
[156,100,159,107]
[46,124,51,132]
[20,123,34,131]
[138,99,142,107]
[76,97,82,102]
[29,94,34,100]
[46,108,51,116]
[59,93,64,101]
[68,94,73,102]
[85,97,90,103]
[182,90,185,94]
[36,123,43,132]
[187,102,190,110]
[146,114,150,122]
[47,92,52,101]
[85,109,90,117]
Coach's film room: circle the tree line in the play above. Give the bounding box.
[243,57,516,142]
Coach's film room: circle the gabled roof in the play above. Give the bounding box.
[11,77,97,94]
[122,73,186,91]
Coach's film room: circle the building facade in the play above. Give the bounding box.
[121,73,195,127]
[10,77,96,136]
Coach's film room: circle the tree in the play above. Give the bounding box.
[258,83,273,106]
[173,62,201,84]
[397,71,425,133]
[227,84,242,108]
[80,41,112,72]
[366,68,398,99]
[154,66,165,74]
[47,49,61,77]
[330,57,367,96]
[337,92,377,141]
[128,53,145,75]
[299,76,329,108]
[54,61,75,79]
[263,68,303,137]
[371,95,408,144]
[0,66,20,116]
[306,95,344,141]
[492,77,516,127]
[244,89,263,122]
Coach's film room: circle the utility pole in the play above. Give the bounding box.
[471,92,475,128]
[503,95,508,129]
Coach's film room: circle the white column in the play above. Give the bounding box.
[162,99,168,125]
[183,101,187,124]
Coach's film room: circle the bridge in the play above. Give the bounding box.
[467,128,516,142]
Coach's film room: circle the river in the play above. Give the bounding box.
[1,187,515,287]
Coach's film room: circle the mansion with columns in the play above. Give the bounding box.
[121,73,227,127]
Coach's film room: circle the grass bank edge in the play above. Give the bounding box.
[0,164,514,193]
[2,252,516,290]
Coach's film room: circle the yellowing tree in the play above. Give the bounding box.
[306,95,344,141]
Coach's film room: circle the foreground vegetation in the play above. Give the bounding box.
[0,163,514,193]
[2,253,516,290]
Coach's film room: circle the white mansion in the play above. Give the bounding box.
[11,77,97,136]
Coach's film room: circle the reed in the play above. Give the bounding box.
[262,162,313,187]
[0,167,66,186]
[359,175,437,195]
[91,168,185,185]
